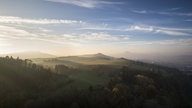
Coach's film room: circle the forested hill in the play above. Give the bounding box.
[0,56,68,108]
[0,56,192,108]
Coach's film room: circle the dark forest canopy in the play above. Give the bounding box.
[0,56,192,108]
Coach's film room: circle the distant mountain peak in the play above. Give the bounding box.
[76,53,114,60]
[91,53,115,60]
[96,53,104,55]
[94,53,106,56]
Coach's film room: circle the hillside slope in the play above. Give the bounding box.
[0,56,192,108]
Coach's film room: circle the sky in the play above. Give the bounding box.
[0,0,192,56]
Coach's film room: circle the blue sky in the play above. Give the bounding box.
[0,0,192,56]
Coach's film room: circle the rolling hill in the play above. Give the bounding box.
[32,53,131,66]
[1,54,192,108]
[0,51,56,59]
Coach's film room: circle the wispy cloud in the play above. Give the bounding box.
[131,10,151,14]
[185,19,192,22]
[0,25,33,39]
[158,12,192,17]
[132,9,192,17]
[170,7,182,11]
[2,15,189,37]
[126,25,154,32]
[155,26,192,31]
[62,32,129,41]
[121,38,192,46]
[80,26,121,31]
[131,10,148,14]
[45,0,123,8]
[0,25,128,44]
[147,38,192,46]
[155,29,190,36]
[128,25,191,36]
[82,24,191,36]
[0,16,83,25]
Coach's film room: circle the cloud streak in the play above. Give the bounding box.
[0,25,33,39]
[0,16,83,25]
[45,0,123,8]
[121,38,192,46]
[185,19,192,22]
[63,32,129,41]
[146,38,192,46]
[126,25,154,32]
[0,25,128,44]
[155,29,190,36]
[82,24,191,36]
[159,12,192,17]
[128,25,191,36]
[132,9,192,17]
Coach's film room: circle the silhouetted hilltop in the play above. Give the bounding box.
[81,53,114,59]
